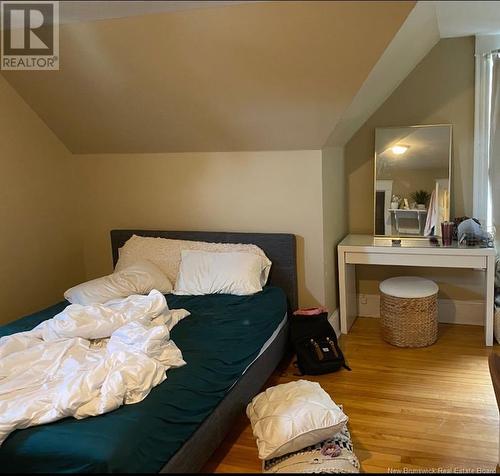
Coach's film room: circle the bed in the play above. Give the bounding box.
[0,230,298,473]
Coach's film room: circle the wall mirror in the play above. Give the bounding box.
[374,124,452,237]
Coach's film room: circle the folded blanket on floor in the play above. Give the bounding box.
[0,290,189,445]
[263,415,360,474]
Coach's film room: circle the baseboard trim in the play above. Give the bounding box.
[357,294,484,326]
[328,309,340,336]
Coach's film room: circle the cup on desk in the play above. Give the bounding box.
[441,221,454,246]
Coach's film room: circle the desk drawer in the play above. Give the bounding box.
[344,251,487,269]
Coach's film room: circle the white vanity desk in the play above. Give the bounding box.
[338,234,497,346]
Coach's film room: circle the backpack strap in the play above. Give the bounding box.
[326,336,352,371]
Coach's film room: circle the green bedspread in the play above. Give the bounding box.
[0,287,287,473]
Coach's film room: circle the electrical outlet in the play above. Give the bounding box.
[359,294,367,305]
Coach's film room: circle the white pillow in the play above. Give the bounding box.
[174,250,271,296]
[65,259,173,305]
[114,260,172,294]
[116,235,271,286]
[246,380,348,460]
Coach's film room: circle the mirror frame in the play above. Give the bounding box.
[373,124,453,238]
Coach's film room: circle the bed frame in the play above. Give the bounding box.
[110,230,298,473]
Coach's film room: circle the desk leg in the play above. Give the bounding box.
[339,252,357,334]
[486,254,495,346]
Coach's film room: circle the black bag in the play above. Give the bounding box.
[290,312,351,375]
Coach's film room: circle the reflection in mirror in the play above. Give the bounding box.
[374,125,452,237]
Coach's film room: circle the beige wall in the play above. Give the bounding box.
[378,167,449,203]
[0,75,85,324]
[75,150,328,308]
[346,37,474,232]
[322,146,347,315]
[345,37,481,301]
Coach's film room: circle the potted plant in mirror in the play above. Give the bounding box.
[410,190,431,210]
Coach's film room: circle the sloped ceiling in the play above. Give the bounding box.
[436,1,500,37]
[1,1,414,153]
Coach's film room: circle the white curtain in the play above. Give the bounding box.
[490,54,500,292]
[491,54,500,229]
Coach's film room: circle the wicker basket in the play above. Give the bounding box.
[380,291,438,348]
[494,306,500,344]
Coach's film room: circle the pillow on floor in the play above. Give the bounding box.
[174,250,271,296]
[263,412,360,473]
[246,380,348,460]
[115,235,271,285]
[65,259,172,305]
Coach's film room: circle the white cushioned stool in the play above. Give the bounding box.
[379,276,439,348]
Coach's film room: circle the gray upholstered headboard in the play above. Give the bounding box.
[110,230,298,312]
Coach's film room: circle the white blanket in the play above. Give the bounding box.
[0,290,189,445]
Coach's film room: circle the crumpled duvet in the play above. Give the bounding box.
[0,289,189,445]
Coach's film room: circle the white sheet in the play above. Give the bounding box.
[0,290,189,446]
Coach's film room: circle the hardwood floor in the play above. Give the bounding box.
[203,317,499,473]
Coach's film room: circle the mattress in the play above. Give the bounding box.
[0,286,287,473]
[240,311,287,377]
